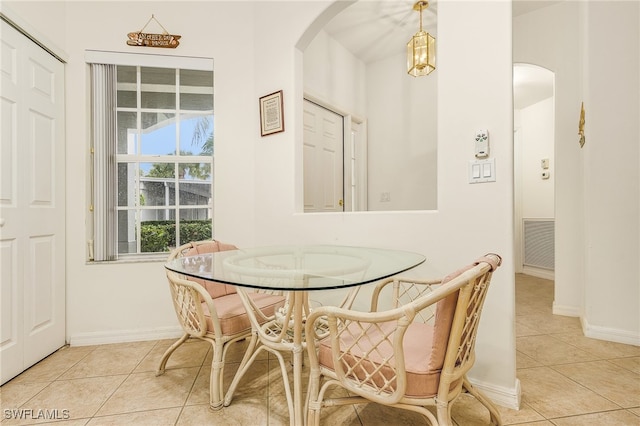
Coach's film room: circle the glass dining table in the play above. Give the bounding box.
[165,244,425,425]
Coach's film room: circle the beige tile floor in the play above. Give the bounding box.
[1,274,639,425]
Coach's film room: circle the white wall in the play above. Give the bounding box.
[366,53,437,211]
[1,1,67,53]
[514,1,584,316]
[5,0,520,407]
[514,96,555,278]
[4,0,261,344]
[303,29,367,116]
[518,97,555,219]
[303,32,437,211]
[515,0,640,344]
[583,0,640,343]
[257,0,518,405]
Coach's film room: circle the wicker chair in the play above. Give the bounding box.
[223,277,364,424]
[157,240,285,410]
[305,254,503,426]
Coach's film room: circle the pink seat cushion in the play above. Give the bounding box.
[202,292,285,336]
[318,320,458,398]
[184,241,238,299]
[318,255,499,398]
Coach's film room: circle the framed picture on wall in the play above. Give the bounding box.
[259,90,285,136]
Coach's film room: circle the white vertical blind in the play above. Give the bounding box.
[90,63,117,261]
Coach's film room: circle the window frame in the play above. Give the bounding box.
[87,51,214,262]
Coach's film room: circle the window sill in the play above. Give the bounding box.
[86,254,168,265]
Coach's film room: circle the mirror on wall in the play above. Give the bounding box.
[302,0,438,212]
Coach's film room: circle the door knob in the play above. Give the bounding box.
[338,199,343,207]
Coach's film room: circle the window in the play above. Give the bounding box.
[88,52,214,261]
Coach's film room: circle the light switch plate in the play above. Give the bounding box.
[469,159,496,184]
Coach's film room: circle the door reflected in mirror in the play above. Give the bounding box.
[302,0,437,212]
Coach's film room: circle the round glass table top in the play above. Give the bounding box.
[165,244,426,291]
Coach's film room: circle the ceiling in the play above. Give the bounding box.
[322,0,436,64]
[513,64,554,109]
[319,0,557,107]
[512,0,563,16]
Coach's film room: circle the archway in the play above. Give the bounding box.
[513,63,555,279]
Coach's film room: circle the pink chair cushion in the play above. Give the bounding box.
[318,320,460,397]
[431,254,500,371]
[318,255,500,398]
[202,292,285,336]
[184,241,238,299]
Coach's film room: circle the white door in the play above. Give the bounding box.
[1,20,66,384]
[344,120,367,212]
[303,100,344,212]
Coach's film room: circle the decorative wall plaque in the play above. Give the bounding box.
[126,15,181,48]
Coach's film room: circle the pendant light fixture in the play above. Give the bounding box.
[407,1,436,77]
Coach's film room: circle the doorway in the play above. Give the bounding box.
[303,98,367,213]
[513,63,555,280]
[303,99,344,212]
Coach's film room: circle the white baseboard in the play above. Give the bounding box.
[521,266,554,281]
[468,377,521,410]
[552,302,581,317]
[581,318,640,347]
[69,326,183,347]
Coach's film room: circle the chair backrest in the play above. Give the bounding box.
[168,240,238,299]
[310,253,501,404]
[166,271,212,338]
[433,254,501,392]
